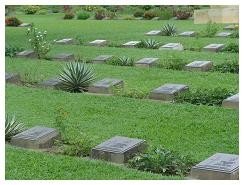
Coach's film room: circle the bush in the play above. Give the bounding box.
[175,7,193,20]
[5,114,25,141]
[143,10,157,20]
[158,8,173,20]
[106,11,117,19]
[51,6,60,13]
[133,10,144,17]
[5,17,22,27]
[142,5,153,10]
[63,12,75,19]
[161,23,177,36]
[24,5,40,15]
[137,39,160,49]
[107,56,134,66]
[128,147,194,176]
[212,61,239,74]
[199,22,219,37]
[58,62,96,93]
[5,45,24,57]
[222,43,239,53]
[76,11,90,20]
[175,88,236,106]
[157,57,186,70]
[94,8,106,20]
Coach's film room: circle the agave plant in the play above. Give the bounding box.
[117,56,134,66]
[161,23,177,36]
[141,39,160,49]
[5,114,25,141]
[58,62,95,93]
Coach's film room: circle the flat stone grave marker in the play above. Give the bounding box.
[178,31,196,37]
[88,78,124,94]
[216,32,233,37]
[159,43,184,51]
[52,53,75,62]
[191,153,239,180]
[5,73,21,83]
[145,30,162,36]
[38,78,63,89]
[122,41,141,48]
[135,58,159,67]
[18,23,31,27]
[202,44,225,52]
[185,61,213,72]
[92,55,113,64]
[149,83,189,101]
[16,50,36,58]
[152,17,160,20]
[89,40,107,46]
[224,25,238,30]
[91,136,147,164]
[11,126,59,149]
[222,93,239,109]
[55,38,74,45]
[135,17,143,20]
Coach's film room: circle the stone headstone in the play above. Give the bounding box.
[145,30,162,36]
[18,23,31,27]
[11,126,59,149]
[89,40,107,46]
[185,61,213,72]
[55,38,74,45]
[178,31,196,37]
[122,41,141,48]
[16,50,36,58]
[88,78,124,94]
[39,78,62,89]
[135,58,159,67]
[159,43,184,51]
[5,73,21,83]
[224,24,238,30]
[92,55,113,64]
[149,83,189,101]
[203,44,225,52]
[91,136,147,164]
[222,93,239,109]
[52,53,75,62]
[191,153,239,180]
[216,32,233,37]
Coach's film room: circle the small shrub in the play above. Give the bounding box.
[106,11,117,19]
[161,23,177,36]
[175,88,236,106]
[128,147,195,176]
[63,12,75,19]
[212,61,239,74]
[24,5,40,15]
[58,62,96,93]
[76,11,90,20]
[5,17,22,27]
[157,57,186,70]
[158,8,173,20]
[119,89,147,99]
[5,114,25,141]
[143,10,157,20]
[133,10,144,17]
[175,7,193,20]
[222,43,239,53]
[142,5,153,10]
[82,5,99,12]
[107,56,134,66]
[199,22,219,37]
[51,6,60,13]
[137,39,160,49]
[5,45,24,57]
[94,8,106,20]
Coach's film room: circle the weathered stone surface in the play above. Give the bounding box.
[216,32,233,37]
[222,93,239,109]
[5,73,21,83]
[224,24,239,30]
[178,31,196,37]
[52,53,75,61]
[185,61,213,72]
[152,17,160,20]
[191,153,239,180]
[149,83,189,101]
[135,17,143,20]
[122,41,141,48]
[88,78,124,94]
[145,30,162,36]
[89,40,107,46]
[38,78,62,89]
[91,136,147,164]
[159,43,184,51]
[135,58,159,67]
[202,44,225,52]
[16,50,36,58]
[11,126,59,149]
[55,38,74,45]
[92,55,113,64]
[18,23,31,27]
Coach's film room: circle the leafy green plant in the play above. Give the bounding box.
[138,39,160,49]
[63,12,75,19]
[212,61,239,74]
[158,8,173,20]
[157,57,186,70]
[128,147,195,176]
[106,11,117,19]
[5,17,22,27]
[142,5,153,10]
[54,106,69,135]
[94,8,106,20]
[143,10,157,20]
[161,23,177,36]
[58,62,96,93]
[5,114,25,141]
[231,30,239,38]
[24,5,40,15]
[107,56,134,66]
[222,43,239,53]
[76,11,90,20]
[199,22,219,37]
[5,45,24,57]
[133,10,144,17]
[26,24,51,59]
[118,88,147,99]
[175,7,193,20]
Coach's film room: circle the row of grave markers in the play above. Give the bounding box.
[9,125,239,180]
[5,72,239,109]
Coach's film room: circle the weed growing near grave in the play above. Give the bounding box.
[76,11,90,20]
[157,57,186,70]
[158,8,173,20]
[128,146,195,176]
[54,106,69,135]
[107,56,134,66]
[5,114,25,141]
[138,39,161,49]
[5,17,22,27]
[63,12,75,19]
[212,60,239,74]
[222,43,239,53]
[161,23,177,36]
[5,45,24,57]
[199,22,219,37]
[117,88,147,99]
[94,7,106,20]
[231,30,239,38]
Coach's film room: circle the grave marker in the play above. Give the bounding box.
[39,78,62,89]
[145,30,162,36]
[159,43,184,51]
[135,58,159,67]
[55,38,74,45]
[178,31,196,37]
[5,73,20,83]
[224,25,238,30]
[18,23,31,27]
[52,53,75,62]
[216,32,233,37]
[16,50,36,58]
[122,41,141,48]
[185,61,213,72]
[89,40,107,46]
[222,93,239,109]
[203,44,225,52]
[92,55,113,64]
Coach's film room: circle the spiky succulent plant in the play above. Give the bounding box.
[141,39,160,49]
[161,23,177,36]
[5,114,25,141]
[58,62,95,93]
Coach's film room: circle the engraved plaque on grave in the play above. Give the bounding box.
[5,73,20,83]
[222,93,239,109]
[16,50,37,58]
[55,38,74,45]
[191,153,239,180]
[203,44,225,52]
[149,83,189,101]
[91,136,147,164]
[185,61,213,72]
[159,43,184,51]
[216,32,233,37]
[145,30,162,36]
[88,78,124,94]
[135,58,159,67]
[89,40,107,46]
[18,23,31,27]
[52,53,75,62]
[11,126,59,149]
[122,41,141,48]
[38,78,63,89]
[178,31,196,37]
[92,55,113,64]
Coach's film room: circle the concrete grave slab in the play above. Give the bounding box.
[89,40,107,46]
[55,38,74,45]
[159,43,184,51]
[185,61,213,72]
[224,25,238,30]
[135,58,159,67]
[202,44,225,52]
[38,78,63,89]
[52,53,75,62]
[216,32,233,37]
[91,136,147,164]
[222,93,239,109]
[152,17,160,20]
[18,23,31,27]
[122,41,141,48]
[92,55,113,64]
[145,30,162,36]
[5,73,21,83]
[178,31,196,37]
[16,50,37,58]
